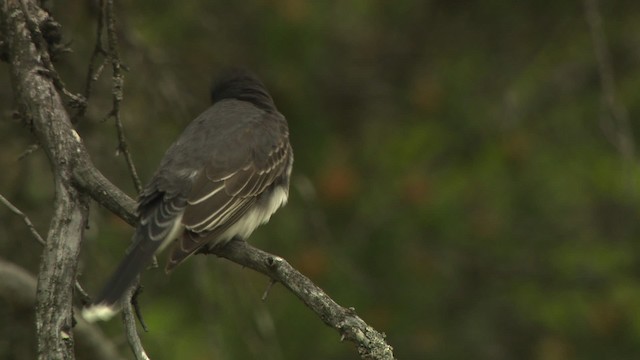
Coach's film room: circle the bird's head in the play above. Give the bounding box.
[210,68,275,111]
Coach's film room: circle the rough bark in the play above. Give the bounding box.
[213,240,395,359]
[2,1,90,358]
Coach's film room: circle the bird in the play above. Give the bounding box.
[82,69,293,322]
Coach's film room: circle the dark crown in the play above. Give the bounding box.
[210,69,275,111]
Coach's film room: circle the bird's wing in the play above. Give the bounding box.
[165,117,291,270]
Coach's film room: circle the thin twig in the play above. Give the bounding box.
[131,285,149,332]
[104,0,142,194]
[75,279,91,304]
[17,143,40,160]
[0,193,45,245]
[102,1,157,333]
[261,279,277,301]
[73,0,108,123]
[0,193,94,303]
[122,285,151,360]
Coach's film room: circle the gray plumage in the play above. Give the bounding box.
[82,70,293,321]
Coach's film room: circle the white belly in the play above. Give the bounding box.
[218,185,288,242]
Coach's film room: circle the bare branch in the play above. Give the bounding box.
[261,278,277,301]
[207,240,395,360]
[0,193,46,245]
[17,143,40,160]
[1,192,97,303]
[3,1,91,358]
[72,160,138,226]
[122,285,151,360]
[104,0,142,194]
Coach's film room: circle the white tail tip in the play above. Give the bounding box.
[81,304,118,322]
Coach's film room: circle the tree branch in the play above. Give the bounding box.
[72,159,138,226]
[1,191,92,303]
[104,0,142,194]
[3,1,90,358]
[210,240,395,360]
[0,193,46,246]
[122,285,151,360]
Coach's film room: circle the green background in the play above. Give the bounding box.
[2,1,640,359]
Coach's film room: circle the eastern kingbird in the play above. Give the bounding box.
[82,69,293,322]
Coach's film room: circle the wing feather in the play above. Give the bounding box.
[168,142,290,268]
[188,182,226,205]
[165,197,257,271]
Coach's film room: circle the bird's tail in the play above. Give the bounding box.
[81,233,161,322]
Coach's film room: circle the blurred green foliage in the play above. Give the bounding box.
[2,0,640,359]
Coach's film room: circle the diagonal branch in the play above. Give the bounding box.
[0,192,90,302]
[209,240,395,359]
[0,193,46,245]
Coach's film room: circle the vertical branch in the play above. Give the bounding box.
[122,286,151,360]
[3,2,91,359]
[102,1,153,354]
[36,190,89,359]
[105,0,142,194]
